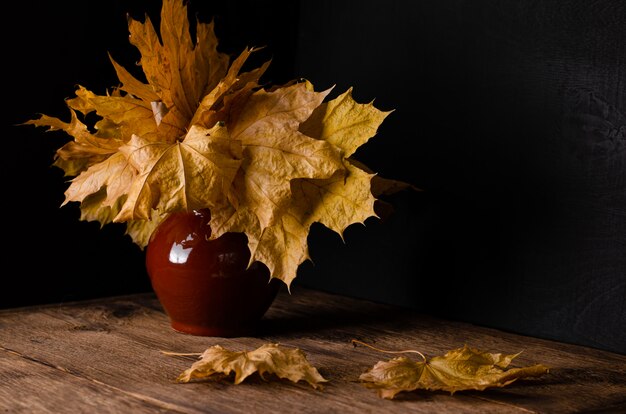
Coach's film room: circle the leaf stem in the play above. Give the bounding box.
[351,339,427,362]
[161,351,203,357]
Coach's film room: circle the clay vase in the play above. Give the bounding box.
[145,209,280,336]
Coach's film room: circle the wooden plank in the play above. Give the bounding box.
[0,287,625,413]
[0,348,177,413]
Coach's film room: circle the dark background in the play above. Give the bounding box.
[2,1,624,354]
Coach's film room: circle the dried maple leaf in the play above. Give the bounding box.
[26,0,255,242]
[226,83,344,229]
[26,110,122,176]
[300,87,390,157]
[208,88,390,286]
[126,210,169,247]
[355,341,549,399]
[114,124,241,222]
[172,344,327,389]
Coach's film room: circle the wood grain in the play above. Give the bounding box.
[1,288,625,413]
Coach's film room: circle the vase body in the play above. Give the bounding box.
[145,209,279,337]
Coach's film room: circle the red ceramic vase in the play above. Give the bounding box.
[145,209,280,337]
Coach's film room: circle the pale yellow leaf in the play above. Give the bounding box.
[292,163,377,237]
[176,344,327,389]
[228,83,343,229]
[230,83,331,138]
[210,164,376,286]
[207,83,390,285]
[241,164,375,286]
[115,124,241,221]
[300,88,391,157]
[246,211,310,288]
[359,345,549,399]
[64,152,136,208]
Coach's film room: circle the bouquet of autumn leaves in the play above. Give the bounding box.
[27,0,398,287]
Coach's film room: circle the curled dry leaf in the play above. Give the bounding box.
[25,0,409,286]
[174,344,327,390]
[357,343,549,399]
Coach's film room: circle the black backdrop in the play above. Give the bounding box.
[3,1,625,354]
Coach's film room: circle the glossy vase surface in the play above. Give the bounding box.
[146,209,279,337]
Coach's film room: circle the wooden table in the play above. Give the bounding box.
[1,287,625,413]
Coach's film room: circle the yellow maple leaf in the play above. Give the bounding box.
[209,89,388,286]
[300,87,391,157]
[190,47,268,128]
[69,85,158,140]
[115,124,241,222]
[227,83,344,229]
[25,110,122,176]
[78,189,125,227]
[63,152,135,209]
[356,342,549,399]
[172,344,327,389]
[125,210,169,247]
[240,163,377,286]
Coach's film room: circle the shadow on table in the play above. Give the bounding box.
[257,289,435,339]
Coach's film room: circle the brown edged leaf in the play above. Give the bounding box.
[359,345,549,399]
[175,344,327,389]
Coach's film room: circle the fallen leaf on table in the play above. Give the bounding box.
[170,343,327,389]
[354,341,549,399]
